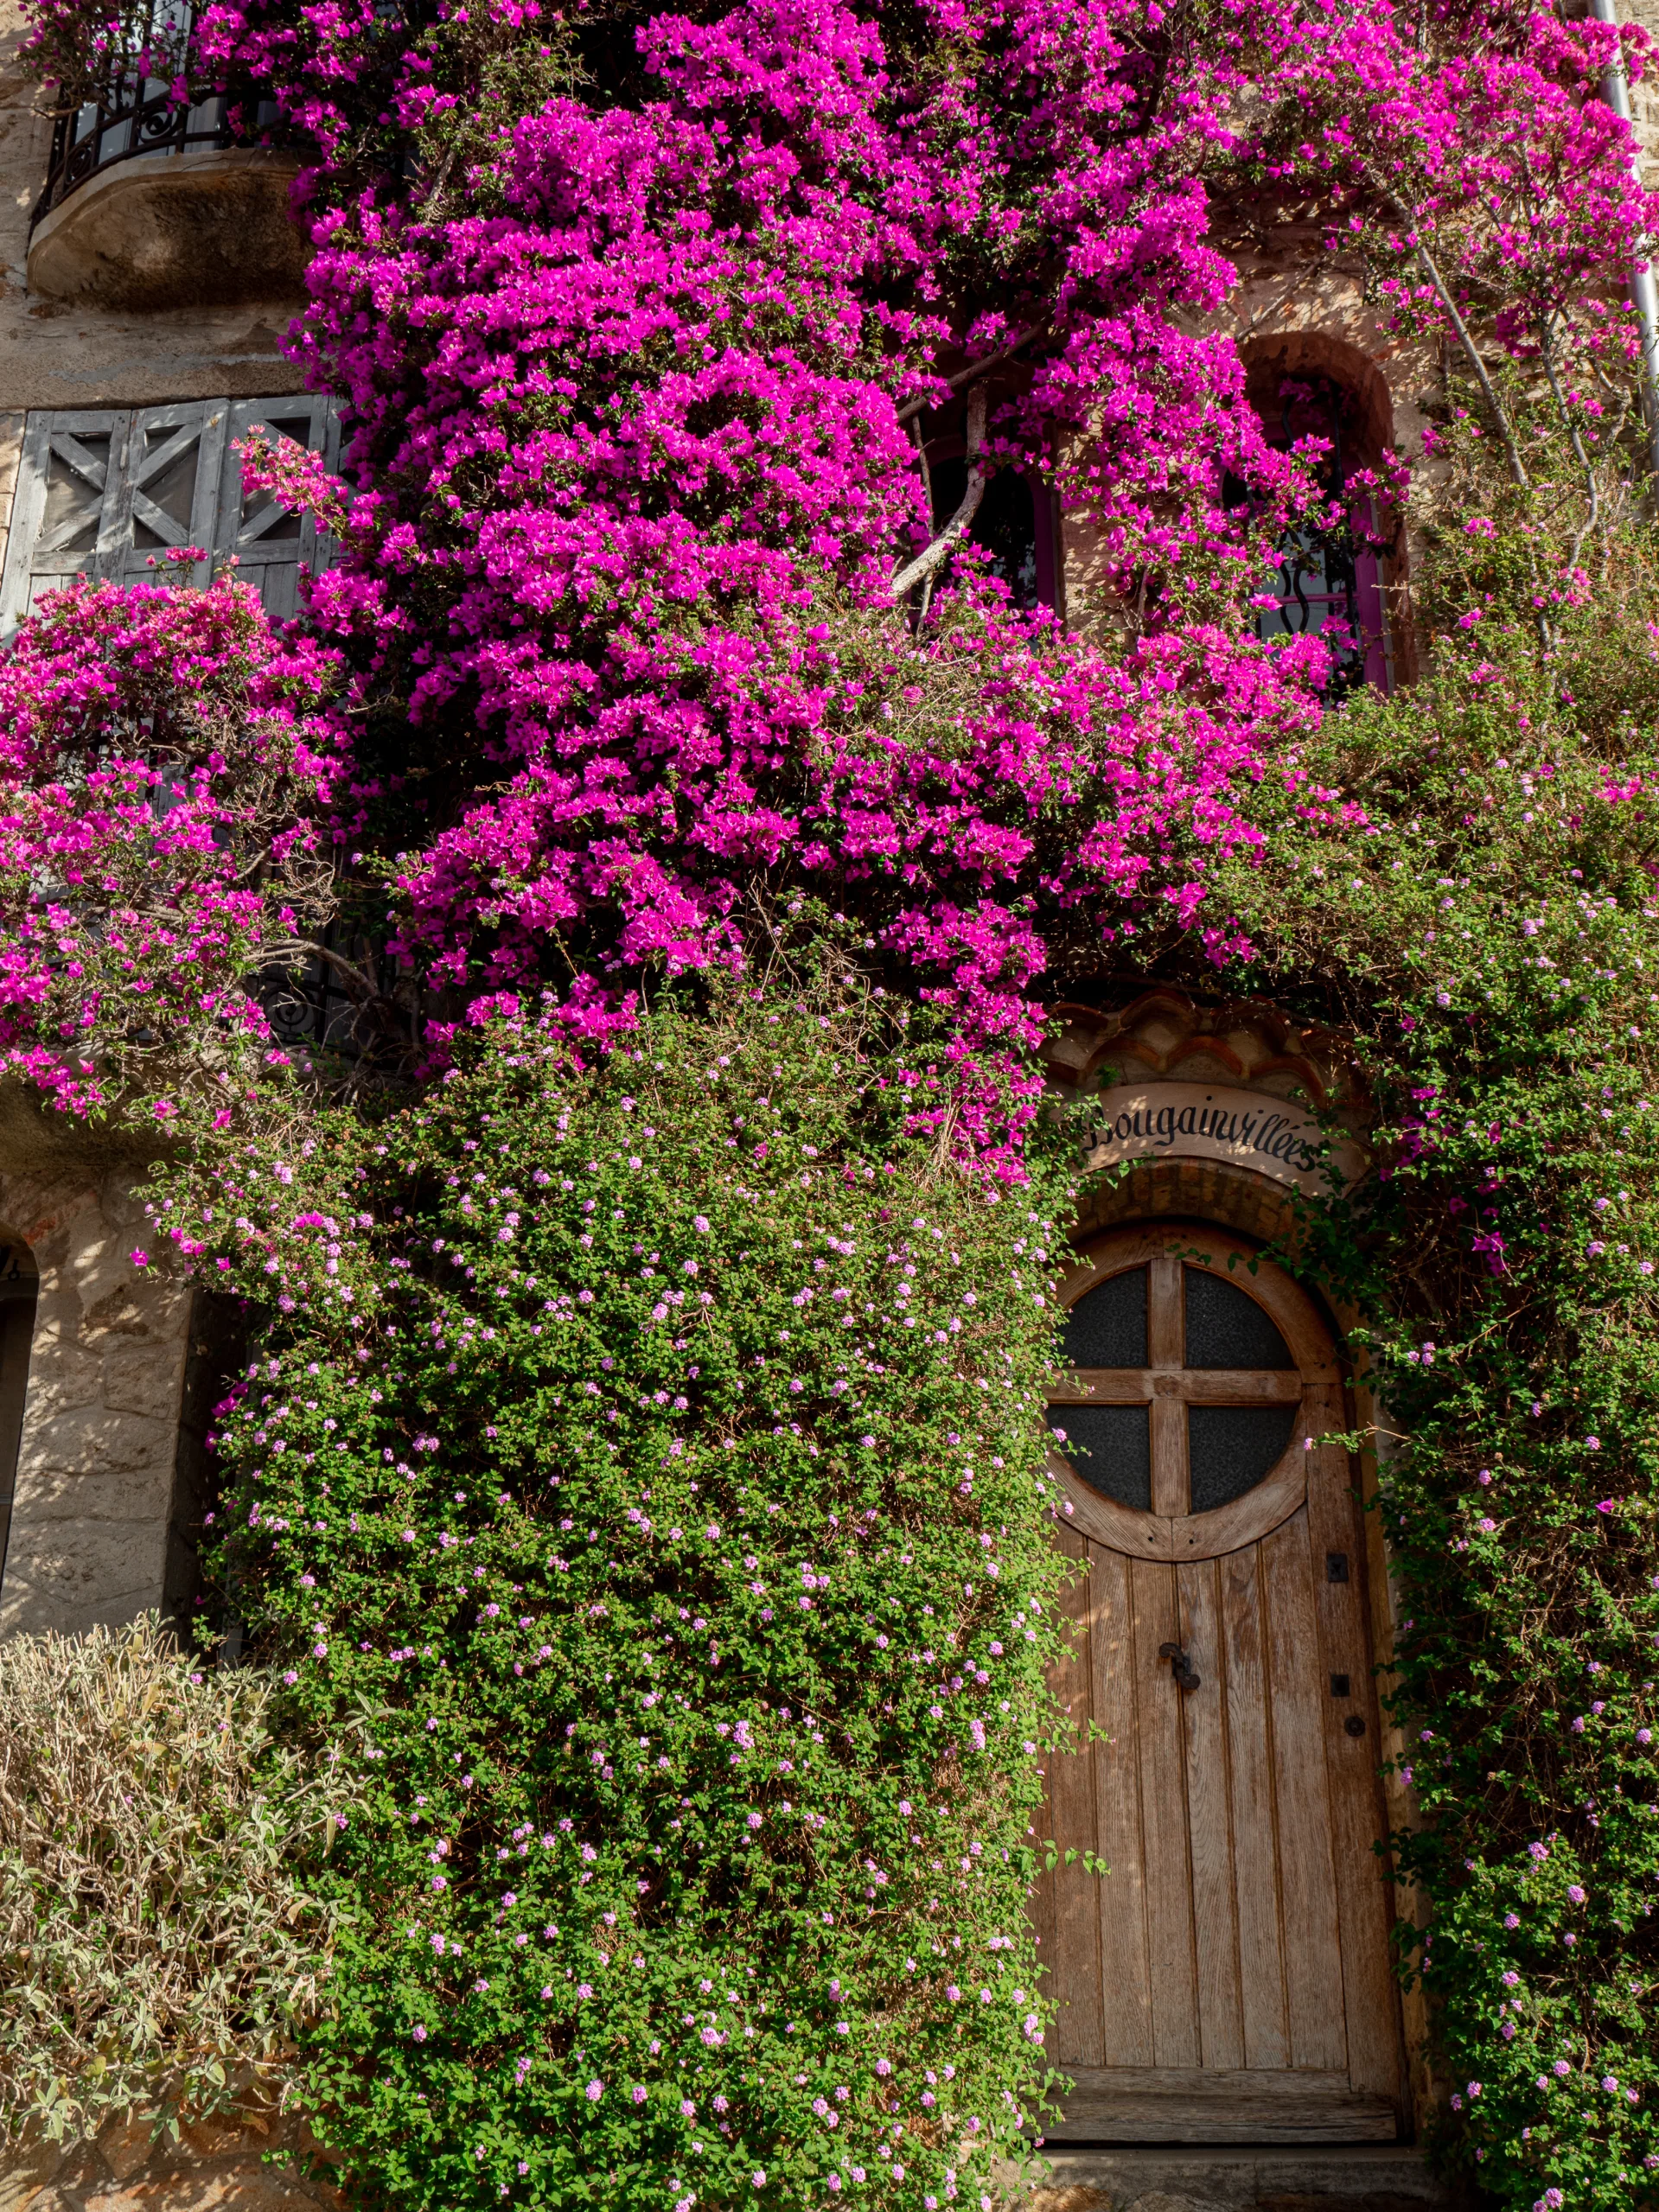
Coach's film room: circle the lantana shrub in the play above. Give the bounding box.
[162,991,1077,2211]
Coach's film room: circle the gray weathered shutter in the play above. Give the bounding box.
[109,399,229,591]
[0,408,131,629]
[0,398,228,630]
[219,395,341,620]
[1,396,339,634]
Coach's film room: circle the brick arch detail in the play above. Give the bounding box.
[1240,326,1399,475]
[1042,985,1368,1125]
[1073,1151,1307,1250]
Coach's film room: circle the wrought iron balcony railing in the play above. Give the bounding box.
[35,84,240,226]
[30,0,280,231]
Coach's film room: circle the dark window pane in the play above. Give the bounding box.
[1048,1406,1151,1512]
[1188,1406,1297,1513]
[928,455,1042,608]
[131,423,201,549]
[1062,1267,1147,1370]
[1184,1266,1292,1368]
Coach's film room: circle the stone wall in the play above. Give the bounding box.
[0,0,304,418]
[1613,0,1659,186]
[1,2111,340,2212]
[0,0,305,1637]
[0,1093,204,1638]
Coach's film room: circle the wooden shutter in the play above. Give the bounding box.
[0,396,339,634]
[219,395,341,620]
[0,408,131,628]
[111,400,230,591]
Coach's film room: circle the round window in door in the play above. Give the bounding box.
[1046,1225,1339,1560]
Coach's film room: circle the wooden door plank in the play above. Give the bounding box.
[1028,1794,1057,2065]
[1086,1539,1154,2066]
[1261,1507,1347,2072]
[1302,1381,1405,2109]
[1220,1541,1291,2069]
[1062,2062,1360,2099]
[1129,1557,1199,2067]
[1177,1555,1244,2069]
[1046,1524,1105,2068]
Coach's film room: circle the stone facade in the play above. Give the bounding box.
[0,0,300,1641]
[1,2111,340,2212]
[0,1094,210,1639]
[0,0,303,416]
[0,6,1630,2203]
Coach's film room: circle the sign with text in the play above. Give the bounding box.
[1084,1083,1359,1196]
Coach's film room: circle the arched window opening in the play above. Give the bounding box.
[1236,371,1395,695]
[0,1233,40,1593]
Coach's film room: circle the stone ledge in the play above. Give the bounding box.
[27,148,308,312]
[1021,2145,1475,2212]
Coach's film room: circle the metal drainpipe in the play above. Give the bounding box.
[1591,0,1659,480]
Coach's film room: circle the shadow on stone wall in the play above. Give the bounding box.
[0,2106,341,2212]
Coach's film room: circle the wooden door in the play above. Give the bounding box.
[1032,1224,1403,2144]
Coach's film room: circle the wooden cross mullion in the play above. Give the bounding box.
[1049,1254,1308,1522]
[1148,1253,1186,1514]
[1049,1371,1302,1406]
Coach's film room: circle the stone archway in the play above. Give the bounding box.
[1027,991,1418,2157]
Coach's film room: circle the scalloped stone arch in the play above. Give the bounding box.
[1042,985,1366,1119]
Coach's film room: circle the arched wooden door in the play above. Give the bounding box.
[1033,1225,1404,2143]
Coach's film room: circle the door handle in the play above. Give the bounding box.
[1158,1641,1202,1692]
